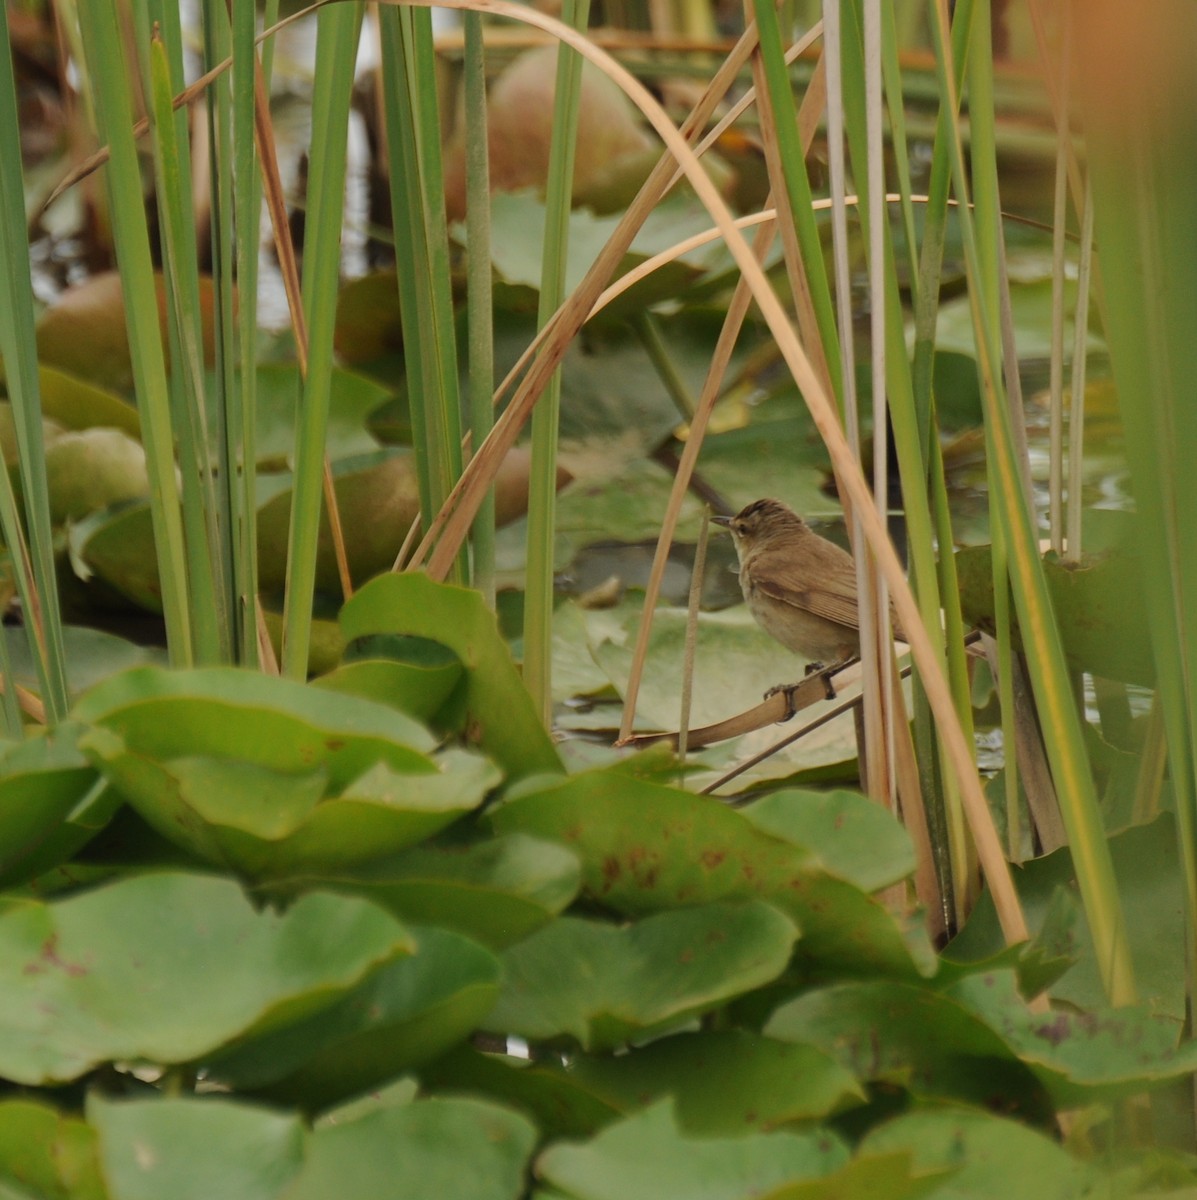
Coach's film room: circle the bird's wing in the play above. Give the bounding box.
[751,553,862,629]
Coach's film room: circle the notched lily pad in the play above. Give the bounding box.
[492,767,937,979]
[80,728,499,879]
[765,979,1053,1119]
[208,924,501,1109]
[0,1098,104,1200]
[341,574,560,779]
[284,1093,536,1200]
[0,732,105,887]
[0,871,413,1085]
[272,832,580,949]
[536,1101,849,1200]
[483,900,798,1052]
[73,665,436,786]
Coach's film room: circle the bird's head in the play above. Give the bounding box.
[711,498,806,550]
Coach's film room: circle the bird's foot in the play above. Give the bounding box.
[767,662,844,715]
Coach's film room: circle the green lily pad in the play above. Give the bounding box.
[766,979,1055,1117]
[420,1044,624,1141]
[934,277,1106,362]
[340,574,560,780]
[313,657,463,725]
[0,871,413,1084]
[273,833,580,949]
[209,925,501,1108]
[80,731,499,879]
[0,1099,104,1200]
[550,1029,863,1134]
[948,815,1185,1019]
[234,363,389,471]
[0,733,104,887]
[860,1108,1106,1200]
[72,665,435,787]
[88,1094,303,1200]
[946,968,1197,1106]
[35,365,140,436]
[68,503,160,611]
[492,768,937,979]
[3,626,165,702]
[537,1101,849,1200]
[283,1094,536,1200]
[955,530,1153,686]
[741,788,917,893]
[483,901,798,1052]
[766,1152,947,1200]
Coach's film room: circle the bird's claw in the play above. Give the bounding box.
[764,664,839,718]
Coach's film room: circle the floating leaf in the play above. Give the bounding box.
[239,363,389,471]
[341,574,560,779]
[313,657,463,725]
[35,366,140,436]
[0,1099,104,1200]
[492,768,936,979]
[0,872,413,1084]
[765,980,1052,1118]
[860,1108,1106,1200]
[82,728,499,878]
[420,1044,622,1141]
[275,833,580,949]
[89,1094,303,1200]
[764,1151,946,1200]
[537,1102,848,1200]
[73,666,435,787]
[949,816,1185,1019]
[282,1095,536,1200]
[484,901,798,1052]
[741,789,916,893]
[545,1030,863,1134]
[0,733,104,887]
[209,925,501,1108]
[945,969,1197,1106]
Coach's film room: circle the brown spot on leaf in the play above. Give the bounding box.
[700,849,726,870]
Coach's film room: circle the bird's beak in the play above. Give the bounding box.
[710,514,733,528]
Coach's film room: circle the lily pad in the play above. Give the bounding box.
[764,979,1052,1118]
[274,833,580,949]
[208,924,501,1108]
[860,1108,1107,1200]
[80,731,499,879]
[537,1101,848,1200]
[313,657,463,725]
[0,1099,104,1200]
[235,363,389,471]
[955,535,1153,686]
[945,968,1197,1106]
[550,1029,863,1134]
[0,733,103,887]
[483,901,798,1052]
[741,788,917,893]
[89,1094,303,1200]
[340,574,560,779]
[948,815,1185,1019]
[283,1094,536,1200]
[72,665,435,787]
[34,366,140,436]
[492,768,937,979]
[0,871,413,1084]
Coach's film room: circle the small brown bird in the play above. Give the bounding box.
[712,498,904,667]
